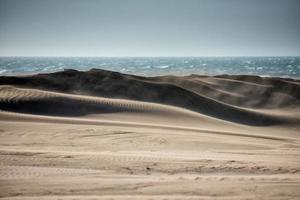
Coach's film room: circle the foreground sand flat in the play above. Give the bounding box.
[0,70,300,199]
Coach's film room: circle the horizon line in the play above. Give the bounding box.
[1,55,300,58]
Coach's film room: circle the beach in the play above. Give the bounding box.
[0,69,300,199]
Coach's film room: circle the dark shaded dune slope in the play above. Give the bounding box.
[0,69,299,126]
[0,96,120,117]
[145,74,300,108]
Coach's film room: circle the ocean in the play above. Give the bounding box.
[0,57,299,79]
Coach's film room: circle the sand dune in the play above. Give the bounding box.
[0,69,299,125]
[0,69,300,199]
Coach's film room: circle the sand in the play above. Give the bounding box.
[0,69,299,199]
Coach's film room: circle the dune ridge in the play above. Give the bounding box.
[0,85,297,126]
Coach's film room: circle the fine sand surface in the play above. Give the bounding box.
[0,69,300,199]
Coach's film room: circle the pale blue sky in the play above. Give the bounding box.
[0,0,299,56]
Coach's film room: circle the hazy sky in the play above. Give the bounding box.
[0,0,299,57]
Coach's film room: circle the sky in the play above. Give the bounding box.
[0,0,299,57]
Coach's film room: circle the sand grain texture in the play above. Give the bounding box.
[0,69,300,199]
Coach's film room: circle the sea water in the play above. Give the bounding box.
[0,57,299,79]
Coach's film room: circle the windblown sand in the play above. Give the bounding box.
[0,69,299,199]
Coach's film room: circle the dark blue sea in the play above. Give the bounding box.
[0,57,299,79]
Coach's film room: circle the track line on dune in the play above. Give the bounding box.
[0,195,220,200]
[0,165,102,179]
